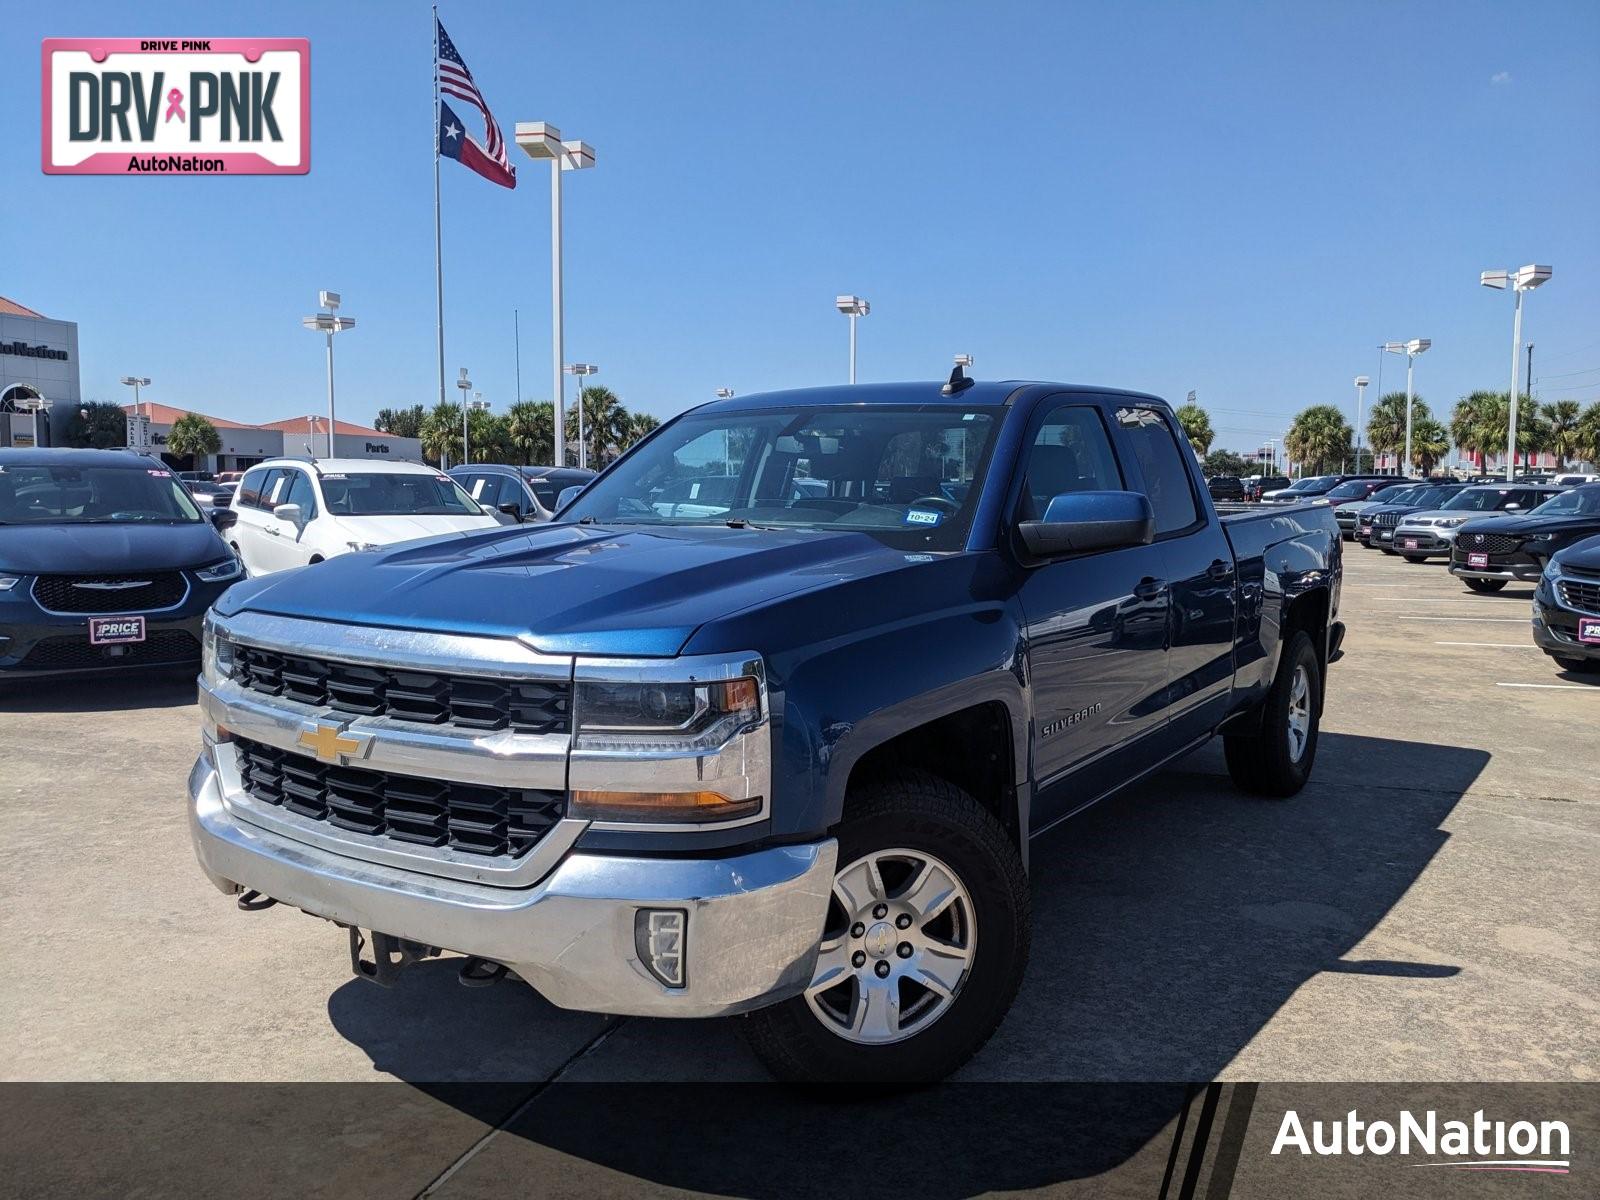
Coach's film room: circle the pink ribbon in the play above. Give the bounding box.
[164,88,185,123]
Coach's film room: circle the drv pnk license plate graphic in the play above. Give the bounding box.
[41,38,309,175]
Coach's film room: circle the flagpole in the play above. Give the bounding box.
[432,6,446,425]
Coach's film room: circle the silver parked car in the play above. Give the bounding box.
[1392,484,1559,560]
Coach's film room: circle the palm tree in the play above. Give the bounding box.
[166,413,222,463]
[466,407,508,463]
[1542,401,1582,471]
[504,400,555,465]
[374,404,426,439]
[1365,391,1426,468]
[622,411,661,451]
[1410,416,1450,475]
[1450,391,1497,472]
[1574,401,1600,468]
[1174,403,1213,456]
[1458,391,1548,474]
[1285,404,1353,475]
[565,386,629,467]
[420,402,462,467]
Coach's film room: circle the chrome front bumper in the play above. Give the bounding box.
[189,755,837,1018]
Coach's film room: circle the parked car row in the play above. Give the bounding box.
[0,449,601,682]
[1342,472,1600,675]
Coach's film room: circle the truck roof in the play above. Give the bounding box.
[697,381,1168,413]
[251,457,438,474]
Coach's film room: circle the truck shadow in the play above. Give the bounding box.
[0,668,197,713]
[321,731,1485,1193]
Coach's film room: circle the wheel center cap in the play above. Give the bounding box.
[864,921,896,959]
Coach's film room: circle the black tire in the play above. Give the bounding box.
[1463,577,1507,593]
[1224,629,1321,797]
[743,770,1029,1083]
[1401,554,1428,563]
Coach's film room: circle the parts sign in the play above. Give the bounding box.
[42,38,309,175]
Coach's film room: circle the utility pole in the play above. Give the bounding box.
[1524,341,1534,473]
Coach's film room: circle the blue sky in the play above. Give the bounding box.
[5,1,1598,452]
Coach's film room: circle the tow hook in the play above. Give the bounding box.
[458,956,509,988]
[237,889,277,911]
[347,927,439,986]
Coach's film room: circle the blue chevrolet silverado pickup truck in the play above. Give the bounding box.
[190,375,1343,1082]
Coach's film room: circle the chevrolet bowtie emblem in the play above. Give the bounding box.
[298,722,365,763]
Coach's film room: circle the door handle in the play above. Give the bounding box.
[263,525,280,536]
[1133,577,1169,601]
[1206,559,1234,581]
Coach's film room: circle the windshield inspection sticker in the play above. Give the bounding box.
[905,508,943,527]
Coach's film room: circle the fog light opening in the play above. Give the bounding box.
[635,908,687,989]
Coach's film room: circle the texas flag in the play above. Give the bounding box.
[435,17,515,189]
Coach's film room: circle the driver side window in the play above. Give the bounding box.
[1018,405,1124,521]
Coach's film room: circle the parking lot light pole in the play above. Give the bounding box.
[119,376,151,449]
[835,295,870,383]
[301,292,355,458]
[1380,340,1427,475]
[455,369,472,467]
[1353,376,1369,472]
[564,363,598,469]
[1481,264,1553,481]
[516,123,596,468]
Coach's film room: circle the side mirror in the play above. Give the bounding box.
[209,508,238,531]
[272,503,303,525]
[555,485,584,513]
[1017,491,1155,559]
[1504,503,1521,511]
[497,501,523,519]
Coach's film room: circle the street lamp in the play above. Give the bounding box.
[17,392,52,448]
[120,376,151,449]
[454,368,473,467]
[1353,376,1369,471]
[1381,339,1429,475]
[516,123,596,468]
[301,291,355,457]
[1481,263,1553,480]
[564,363,599,469]
[835,295,870,383]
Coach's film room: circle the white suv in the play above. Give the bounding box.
[228,459,501,577]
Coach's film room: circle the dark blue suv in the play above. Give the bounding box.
[0,449,244,680]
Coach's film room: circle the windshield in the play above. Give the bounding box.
[1324,480,1375,500]
[1528,487,1600,518]
[560,405,1002,550]
[319,472,484,517]
[1443,488,1515,512]
[1405,486,1457,508]
[1286,476,1333,492]
[0,463,203,525]
[1367,484,1413,503]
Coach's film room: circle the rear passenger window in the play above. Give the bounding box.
[238,468,280,511]
[1116,408,1201,535]
[1018,406,1123,521]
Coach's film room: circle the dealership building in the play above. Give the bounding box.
[0,296,80,449]
[121,405,424,472]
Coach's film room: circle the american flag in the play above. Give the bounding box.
[435,16,515,189]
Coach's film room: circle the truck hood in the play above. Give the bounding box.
[217,521,921,656]
[1554,534,1600,571]
[0,520,229,575]
[1398,508,1516,525]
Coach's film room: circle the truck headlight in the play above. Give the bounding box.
[569,660,769,826]
[1543,557,1561,581]
[574,676,760,753]
[201,617,236,684]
